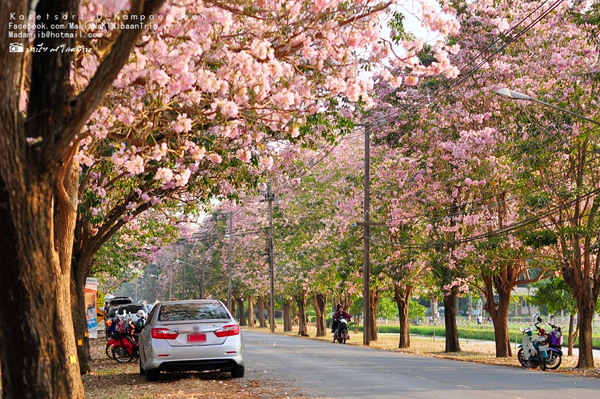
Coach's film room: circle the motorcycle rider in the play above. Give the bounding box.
[332,304,351,341]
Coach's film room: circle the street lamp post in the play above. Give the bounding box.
[495,88,600,126]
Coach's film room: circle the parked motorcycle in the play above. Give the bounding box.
[105,316,128,359]
[544,322,564,370]
[105,312,145,362]
[518,315,550,371]
[333,317,349,344]
[111,331,139,363]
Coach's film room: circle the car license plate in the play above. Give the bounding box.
[539,345,549,351]
[187,333,206,343]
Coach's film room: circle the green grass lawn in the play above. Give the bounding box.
[347,324,600,349]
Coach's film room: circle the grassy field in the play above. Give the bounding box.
[336,323,600,349]
[406,325,600,349]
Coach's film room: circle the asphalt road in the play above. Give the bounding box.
[242,330,600,399]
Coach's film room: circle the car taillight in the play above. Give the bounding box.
[151,328,178,340]
[214,324,240,337]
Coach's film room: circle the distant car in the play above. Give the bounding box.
[108,303,148,319]
[108,296,133,309]
[139,300,245,381]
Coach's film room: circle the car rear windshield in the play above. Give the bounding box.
[111,299,132,306]
[118,305,145,313]
[109,304,145,317]
[158,303,230,322]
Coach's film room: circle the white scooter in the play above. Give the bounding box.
[518,314,549,371]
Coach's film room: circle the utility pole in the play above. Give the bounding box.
[215,211,234,311]
[200,243,206,299]
[260,182,276,332]
[355,123,384,346]
[267,183,275,333]
[363,123,371,346]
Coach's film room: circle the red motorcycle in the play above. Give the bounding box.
[105,319,138,362]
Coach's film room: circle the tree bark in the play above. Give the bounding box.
[561,245,600,368]
[482,274,512,357]
[257,295,266,328]
[295,290,309,336]
[490,303,511,358]
[56,157,93,382]
[0,167,84,397]
[236,297,247,326]
[230,296,237,320]
[312,293,327,337]
[247,295,255,328]
[71,252,93,375]
[575,298,595,368]
[369,290,380,342]
[283,299,292,332]
[265,295,277,330]
[443,290,461,353]
[0,0,167,395]
[394,285,411,349]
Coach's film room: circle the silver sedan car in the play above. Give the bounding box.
[139,300,245,381]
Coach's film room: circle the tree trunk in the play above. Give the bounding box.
[568,313,577,357]
[0,176,84,398]
[236,297,247,326]
[312,293,327,337]
[575,298,595,368]
[257,295,266,328]
[353,314,362,333]
[283,299,292,332]
[369,289,380,342]
[333,291,353,312]
[443,290,461,352]
[265,296,277,330]
[481,273,515,357]
[394,285,411,349]
[0,0,166,395]
[295,290,309,336]
[490,302,512,358]
[247,295,255,328]
[485,288,512,358]
[230,297,237,321]
[71,252,93,375]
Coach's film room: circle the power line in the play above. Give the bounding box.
[365,0,566,131]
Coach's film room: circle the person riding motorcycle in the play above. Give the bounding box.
[332,304,351,340]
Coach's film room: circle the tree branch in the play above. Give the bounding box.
[44,0,167,164]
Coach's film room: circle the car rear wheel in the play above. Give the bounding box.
[231,364,245,378]
[145,368,160,381]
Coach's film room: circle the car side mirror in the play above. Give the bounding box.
[234,317,239,323]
